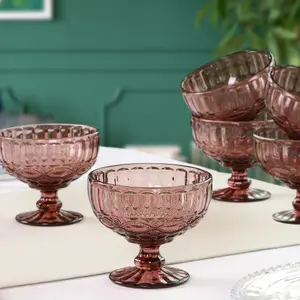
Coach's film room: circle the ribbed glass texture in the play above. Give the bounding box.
[191,114,272,202]
[88,163,212,288]
[266,65,300,139]
[254,123,300,224]
[0,123,99,226]
[182,49,274,121]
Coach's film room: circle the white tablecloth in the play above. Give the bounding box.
[1,245,299,300]
[0,146,299,299]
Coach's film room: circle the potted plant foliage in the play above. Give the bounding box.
[196,0,300,65]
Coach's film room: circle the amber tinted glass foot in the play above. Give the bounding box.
[15,209,83,226]
[213,188,271,202]
[109,266,189,289]
[273,210,300,225]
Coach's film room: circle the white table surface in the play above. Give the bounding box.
[1,245,298,300]
[0,146,298,299]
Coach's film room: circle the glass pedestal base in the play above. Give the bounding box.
[16,209,83,226]
[273,210,300,224]
[109,266,189,289]
[213,188,271,202]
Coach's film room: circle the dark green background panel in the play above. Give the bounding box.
[0,0,219,157]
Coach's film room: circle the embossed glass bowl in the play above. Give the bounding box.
[0,124,99,226]
[231,262,300,300]
[266,65,300,139]
[254,123,300,224]
[88,163,212,289]
[181,49,274,121]
[191,113,272,202]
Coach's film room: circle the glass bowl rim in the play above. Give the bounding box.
[0,123,99,142]
[88,163,212,190]
[191,115,274,127]
[181,49,274,96]
[253,125,300,143]
[268,65,300,102]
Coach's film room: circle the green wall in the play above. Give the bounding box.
[0,0,220,157]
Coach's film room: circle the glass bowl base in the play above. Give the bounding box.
[273,210,300,225]
[15,209,83,226]
[213,188,271,203]
[109,266,189,289]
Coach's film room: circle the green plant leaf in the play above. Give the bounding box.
[268,9,281,22]
[10,0,26,8]
[195,2,214,27]
[214,35,245,57]
[272,27,297,40]
[245,28,262,49]
[289,0,300,21]
[217,0,227,19]
[210,9,220,28]
[276,38,289,64]
[219,23,238,47]
[238,12,259,23]
[236,2,259,23]
[267,32,279,63]
[286,44,300,66]
[261,0,277,10]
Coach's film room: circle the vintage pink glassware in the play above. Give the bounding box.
[254,123,300,224]
[191,114,272,202]
[0,124,99,226]
[181,49,274,121]
[265,65,300,139]
[88,163,212,289]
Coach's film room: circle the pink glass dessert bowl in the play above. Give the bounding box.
[0,123,99,226]
[265,65,300,139]
[191,113,272,202]
[181,49,274,121]
[254,123,300,224]
[88,163,212,289]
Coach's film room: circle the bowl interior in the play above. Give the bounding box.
[254,125,300,187]
[0,124,97,140]
[182,50,272,93]
[90,164,210,189]
[271,67,300,96]
[191,110,272,134]
[254,124,290,141]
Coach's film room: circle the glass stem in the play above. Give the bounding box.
[36,190,62,213]
[134,245,165,271]
[228,169,251,190]
[293,190,300,218]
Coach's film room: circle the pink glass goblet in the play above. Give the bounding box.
[254,123,300,224]
[88,163,212,289]
[0,124,99,226]
[191,114,272,202]
[265,65,300,139]
[181,49,274,121]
